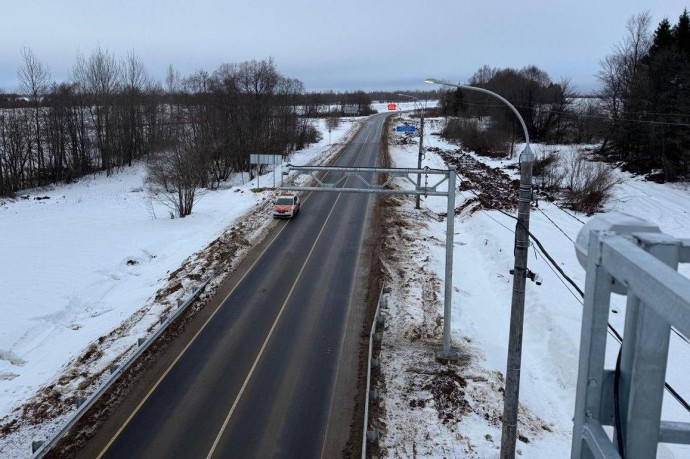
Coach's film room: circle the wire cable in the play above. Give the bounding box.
[538,207,575,244]
[614,348,626,458]
[448,164,690,414]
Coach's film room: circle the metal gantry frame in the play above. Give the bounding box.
[282,165,459,359]
[572,230,690,459]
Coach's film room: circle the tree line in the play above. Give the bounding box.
[598,9,690,181]
[0,48,378,207]
[1,48,168,195]
[437,64,598,150]
[437,9,690,182]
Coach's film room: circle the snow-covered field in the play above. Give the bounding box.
[0,117,366,457]
[2,105,688,458]
[377,114,690,457]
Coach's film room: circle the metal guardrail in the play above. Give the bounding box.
[30,273,213,458]
[361,285,389,459]
[571,230,690,458]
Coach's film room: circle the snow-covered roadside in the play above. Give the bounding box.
[377,114,690,457]
[0,117,364,457]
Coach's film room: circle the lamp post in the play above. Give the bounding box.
[397,94,425,209]
[425,78,534,459]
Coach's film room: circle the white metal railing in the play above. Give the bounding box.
[571,228,690,459]
[361,285,389,458]
[30,274,213,458]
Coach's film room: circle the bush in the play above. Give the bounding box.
[295,122,322,150]
[532,150,566,191]
[441,118,509,157]
[563,151,618,215]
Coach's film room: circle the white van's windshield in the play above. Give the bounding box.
[276,197,293,205]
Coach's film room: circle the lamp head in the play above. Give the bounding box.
[425,78,442,85]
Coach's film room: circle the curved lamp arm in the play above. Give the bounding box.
[425,78,533,161]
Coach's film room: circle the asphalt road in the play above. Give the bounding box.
[95,113,389,459]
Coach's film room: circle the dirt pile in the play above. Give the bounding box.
[436,149,520,213]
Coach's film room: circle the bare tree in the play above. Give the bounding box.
[119,51,149,166]
[597,12,652,157]
[469,65,498,86]
[325,115,340,144]
[145,132,206,218]
[165,64,180,94]
[0,108,32,194]
[72,47,121,175]
[18,47,51,185]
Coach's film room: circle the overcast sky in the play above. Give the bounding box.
[1,0,688,94]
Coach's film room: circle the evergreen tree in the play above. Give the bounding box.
[673,9,690,60]
[647,10,690,179]
[441,88,464,117]
[648,19,674,59]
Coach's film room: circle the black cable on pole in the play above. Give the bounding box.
[538,208,575,244]
[488,205,690,414]
[666,382,690,412]
[454,162,690,415]
[614,348,626,458]
[495,208,585,297]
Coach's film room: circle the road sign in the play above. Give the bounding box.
[387,103,397,110]
[343,104,359,115]
[395,125,417,133]
[250,154,283,165]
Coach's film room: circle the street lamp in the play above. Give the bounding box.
[397,93,425,209]
[425,78,534,459]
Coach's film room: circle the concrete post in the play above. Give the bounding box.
[500,145,534,459]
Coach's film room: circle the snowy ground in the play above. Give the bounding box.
[0,116,368,457]
[3,105,687,458]
[376,113,690,457]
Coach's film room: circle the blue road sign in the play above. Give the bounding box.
[396,125,417,132]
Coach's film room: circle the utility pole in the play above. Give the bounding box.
[500,143,533,459]
[425,78,534,459]
[398,94,425,209]
[415,108,425,209]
